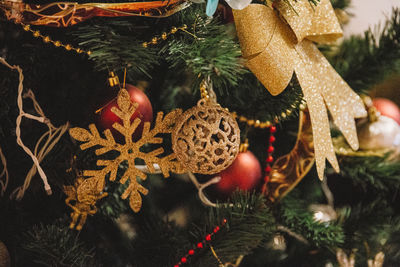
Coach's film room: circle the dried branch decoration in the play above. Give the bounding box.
[172,99,240,175]
[69,88,185,213]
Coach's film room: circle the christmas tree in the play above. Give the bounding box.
[1,0,400,266]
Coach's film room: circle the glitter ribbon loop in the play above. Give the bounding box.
[233,0,367,180]
[275,0,343,44]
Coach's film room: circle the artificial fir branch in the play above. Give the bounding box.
[338,154,400,193]
[164,24,245,90]
[278,192,345,248]
[71,19,160,78]
[331,0,351,9]
[328,155,400,262]
[19,222,97,266]
[187,192,275,266]
[339,199,400,263]
[330,8,400,94]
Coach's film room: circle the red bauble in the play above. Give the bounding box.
[373,98,400,125]
[97,84,153,140]
[216,151,262,195]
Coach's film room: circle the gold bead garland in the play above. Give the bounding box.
[20,23,91,55]
[142,24,189,48]
[200,80,306,128]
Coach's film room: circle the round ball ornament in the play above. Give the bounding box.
[373,98,400,125]
[216,150,262,194]
[172,99,240,174]
[97,84,153,140]
[358,115,400,151]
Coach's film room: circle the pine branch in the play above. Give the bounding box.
[71,19,160,78]
[130,212,189,266]
[164,23,245,90]
[339,198,400,260]
[331,0,351,9]
[338,154,400,193]
[19,221,97,266]
[330,8,400,94]
[279,193,345,248]
[190,192,276,266]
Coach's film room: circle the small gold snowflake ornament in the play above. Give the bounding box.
[68,88,185,215]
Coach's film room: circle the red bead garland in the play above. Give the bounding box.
[173,219,227,266]
[205,234,212,241]
[264,125,277,184]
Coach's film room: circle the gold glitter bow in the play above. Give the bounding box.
[233,0,367,179]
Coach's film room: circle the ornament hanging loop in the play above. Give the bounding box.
[239,139,249,152]
[199,76,217,102]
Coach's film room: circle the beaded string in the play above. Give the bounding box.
[200,78,305,128]
[20,23,91,55]
[263,125,277,185]
[173,219,227,267]
[142,24,195,48]
[18,21,195,54]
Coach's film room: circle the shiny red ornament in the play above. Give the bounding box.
[267,146,274,153]
[97,84,153,140]
[181,257,187,263]
[270,126,277,133]
[197,242,203,249]
[214,226,220,233]
[373,98,400,125]
[174,265,179,267]
[188,249,195,255]
[216,151,262,195]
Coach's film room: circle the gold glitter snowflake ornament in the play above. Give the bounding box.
[69,88,185,213]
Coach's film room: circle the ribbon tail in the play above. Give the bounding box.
[298,41,367,150]
[294,46,340,180]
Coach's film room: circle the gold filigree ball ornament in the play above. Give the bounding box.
[0,241,10,267]
[172,99,240,174]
